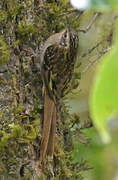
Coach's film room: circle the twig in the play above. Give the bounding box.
[82,47,112,74]
[78,12,101,33]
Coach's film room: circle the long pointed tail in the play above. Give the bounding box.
[39,90,56,166]
[47,104,56,156]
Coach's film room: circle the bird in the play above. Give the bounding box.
[39,27,78,167]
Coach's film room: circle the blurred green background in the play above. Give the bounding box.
[72,128,118,180]
[67,10,118,180]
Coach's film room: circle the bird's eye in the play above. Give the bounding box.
[63,33,67,38]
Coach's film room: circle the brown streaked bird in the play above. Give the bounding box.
[39,28,78,166]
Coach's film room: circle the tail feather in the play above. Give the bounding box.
[47,105,56,156]
[39,90,55,165]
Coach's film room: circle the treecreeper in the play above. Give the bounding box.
[39,28,79,167]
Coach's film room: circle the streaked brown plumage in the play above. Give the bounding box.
[39,28,78,166]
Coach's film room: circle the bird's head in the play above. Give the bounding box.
[59,28,78,50]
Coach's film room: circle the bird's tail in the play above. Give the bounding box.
[39,89,57,166]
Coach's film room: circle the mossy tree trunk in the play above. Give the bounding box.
[0,0,115,179]
[0,0,80,179]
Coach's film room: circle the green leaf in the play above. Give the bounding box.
[90,23,118,143]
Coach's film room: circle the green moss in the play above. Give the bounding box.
[12,40,20,48]
[17,20,37,36]
[9,124,23,137]
[23,124,37,140]
[0,36,10,64]
[0,131,11,149]
[0,104,41,149]
[0,10,7,22]
[0,123,38,149]
[5,0,23,19]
